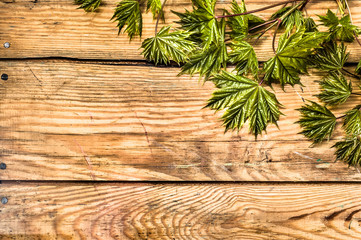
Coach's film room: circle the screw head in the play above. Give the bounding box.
[1,197,8,204]
[1,74,8,81]
[0,163,6,170]
[3,42,10,48]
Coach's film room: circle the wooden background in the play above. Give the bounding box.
[0,0,361,239]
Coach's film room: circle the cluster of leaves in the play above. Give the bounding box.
[76,0,361,166]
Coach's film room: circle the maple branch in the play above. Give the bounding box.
[342,68,360,79]
[215,0,302,19]
[155,0,167,35]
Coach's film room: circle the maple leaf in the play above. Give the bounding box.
[147,0,164,21]
[311,41,349,72]
[319,10,359,42]
[317,71,352,105]
[263,29,326,86]
[333,136,361,166]
[111,0,142,40]
[226,0,264,38]
[228,40,258,77]
[297,101,336,144]
[343,105,361,136]
[75,0,101,12]
[141,26,195,65]
[206,71,282,137]
[271,6,304,33]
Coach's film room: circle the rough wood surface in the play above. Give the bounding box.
[1,182,361,239]
[0,0,360,62]
[0,60,360,181]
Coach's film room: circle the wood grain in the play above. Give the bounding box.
[0,0,360,61]
[2,182,361,239]
[0,60,360,181]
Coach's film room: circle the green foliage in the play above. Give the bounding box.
[206,71,282,137]
[112,0,142,40]
[264,29,326,86]
[297,101,336,144]
[343,106,361,135]
[271,7,304,33]
[179,42,227,81]
[304,17,318,32]
[147,0,164,21]
[356,60,361,75]
[228,40,258,77]
[319,10,359,42]
[226,0,264,38]
[333,136,361,166]
[75,0,101,12]
[317,71,352,105]
[141,26,195,65]
[311,41,349,72]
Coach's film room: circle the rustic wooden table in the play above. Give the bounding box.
[0,0,361,239]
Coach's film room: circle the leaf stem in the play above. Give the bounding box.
[351,92,361,96]
[342,68,360,79]
[272,19,282,53]
[215,0,302,19]
[336,114,346,120]
[155,0,167,35]
[249,19,278,32]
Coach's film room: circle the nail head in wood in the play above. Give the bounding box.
[3,42,10,48]
[1,74,8,81]
[1,197,8,204]
[0,163,6,169]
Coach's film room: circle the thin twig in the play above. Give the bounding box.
[215,0,301,19]
[155,0,167,35]
[249,18,278,32]
[342,68,360,79]
[272,19,282,53]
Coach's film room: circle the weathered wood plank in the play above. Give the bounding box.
[0,60,360,181]
[0,0,360,61]
[1,182,361,239]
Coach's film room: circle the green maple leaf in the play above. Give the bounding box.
[75,0,101,12]
[311,41,349,72]
[333,136,361,166]
[228,40,258,77]
[343,105,361,136]
[147,0,164,21]
[172,0,220,48]
[356,60,361,76]
[112,0,142,40]
[206,71,282,137]
[319,10,359,42]
[179,41,227,80]
[264,29,326,86]
[317,71,352,105]
[297,101,336,144]
[304,17,318,32]
[141,26,195,65]
[226,0,264,38]
[271,6,304,33]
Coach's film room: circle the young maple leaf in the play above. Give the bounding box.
[297,101,336,144]
[263,29,326,86]
[318,10,359,42]
[228,40,258,77]
[333,136,361,166]
[270,6,304,33]
[172,0,220,49]
[317,71,352,105]
[112,0,142,40]
[75,0,101,12]
[226,0,264,38]
[206,71,282,137]
[343,105,361,136]
[304,17,318,32]
[311,41,349,72]
[147,0,164,21]
[141,26,195,65]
